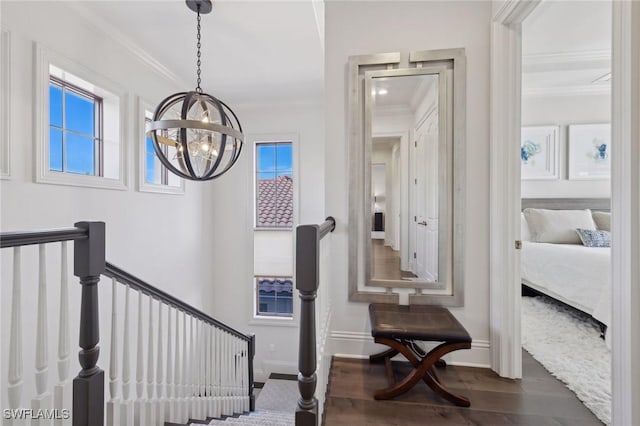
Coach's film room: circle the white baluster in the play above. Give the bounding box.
[54,242,71,426]
[189,316,198,419]
[197,320,205,419]
[8,247,23,425]
[156,302,165,425]
[181,313,189,423]
[165,305,173,422]
[106,279,119,426]
[134,290,145,426]
[145,297,156,425]
[32,244,51,425]
[171,309,181,423]
[206,325,213,418]
[120,285,133,426]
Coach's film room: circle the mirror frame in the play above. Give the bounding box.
[347,48,466,306]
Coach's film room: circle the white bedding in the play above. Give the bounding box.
[521,241,611,329]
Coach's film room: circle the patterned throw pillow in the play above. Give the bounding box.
[576,228,611,247]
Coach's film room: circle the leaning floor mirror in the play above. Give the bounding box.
[348,49,466,306]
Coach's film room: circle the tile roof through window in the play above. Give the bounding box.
[257,175,293,227]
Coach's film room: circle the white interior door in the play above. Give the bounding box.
[415,132,428,279]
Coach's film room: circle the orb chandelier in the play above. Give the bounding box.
[146,0,244,181]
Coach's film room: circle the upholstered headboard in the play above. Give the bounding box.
[521,198,610,212]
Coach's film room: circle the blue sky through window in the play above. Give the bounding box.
[49,81,97,175]
[256,143,292,176]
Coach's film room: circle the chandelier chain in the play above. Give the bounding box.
[196,6,202,94]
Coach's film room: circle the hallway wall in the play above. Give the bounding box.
[325,1,493,366]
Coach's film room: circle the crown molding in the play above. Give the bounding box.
[60,1,189,89]
[523,49,611,73]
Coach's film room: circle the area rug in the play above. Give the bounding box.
[521,295,611,425]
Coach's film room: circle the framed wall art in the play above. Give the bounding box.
[568,123,611,180]
[521,125,559,180]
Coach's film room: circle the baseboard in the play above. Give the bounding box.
[330,330,491,368]
[254,359,299,383]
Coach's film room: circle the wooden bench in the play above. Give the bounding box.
[368,303,472,406]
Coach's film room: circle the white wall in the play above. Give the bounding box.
[325,1,492,366]
[0,0,223,409]
[204,102,324,381]
[522,93,611,198]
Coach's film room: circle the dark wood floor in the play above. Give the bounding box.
[323,350,602,425]
[371,239,416,280]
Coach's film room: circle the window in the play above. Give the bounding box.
[138,101,184,194]
[251,135,297,322]
[255,277,293,317]
[49,76,103,176]
[144,117,168,185]
[35,44,126,190]
[255,142,293,228]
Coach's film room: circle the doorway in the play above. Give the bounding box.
[490,0,640,423]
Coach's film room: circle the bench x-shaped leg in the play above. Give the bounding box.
[371,337,471,407]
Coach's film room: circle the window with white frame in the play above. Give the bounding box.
[252,137,297,320]
[255,142,293,228]
[139,105,184,194]
[255,277,294,317]
[35,45,126,189]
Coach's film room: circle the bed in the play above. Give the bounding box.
[520,198,611,337]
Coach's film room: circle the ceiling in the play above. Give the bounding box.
[522,1,611,96]
[66,0,324,105]
[372,74,436,111]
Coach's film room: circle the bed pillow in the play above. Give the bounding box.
[576,228,611,247]
[592,211,611,231]
[521,213,532,241]
[524,208,597,244]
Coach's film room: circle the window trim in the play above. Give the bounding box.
[49,75,104,176]
[137,97,185,195]
[248,133,300,327]
[1,31,11,179]
[34,43,128,190]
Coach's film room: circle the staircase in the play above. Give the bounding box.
[171,375,296,426]
[179,409,294,425]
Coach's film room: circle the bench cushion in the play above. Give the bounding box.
[369,303,471,343]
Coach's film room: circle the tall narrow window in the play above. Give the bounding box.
[49,76,103,176]
[255,142,293,228]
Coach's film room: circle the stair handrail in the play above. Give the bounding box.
[0,226,89,248]
[295,216,335,426]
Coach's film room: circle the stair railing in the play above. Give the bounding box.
[103,262,255,425]
[295,216,335,426]
[1,222,255,426]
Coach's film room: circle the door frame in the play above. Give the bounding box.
[489,0,640,423]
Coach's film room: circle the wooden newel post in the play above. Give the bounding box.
[295,225,319,426]
[73,221,106,426]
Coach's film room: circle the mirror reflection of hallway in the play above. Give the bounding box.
[369,72,441,283]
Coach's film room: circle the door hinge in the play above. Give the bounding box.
[515,240,522,250]
[413,252,417,259]
[414,216,417,222]
[414,140,417,148]
[414,178,417,184]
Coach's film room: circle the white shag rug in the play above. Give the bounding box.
[522,296,611,425]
